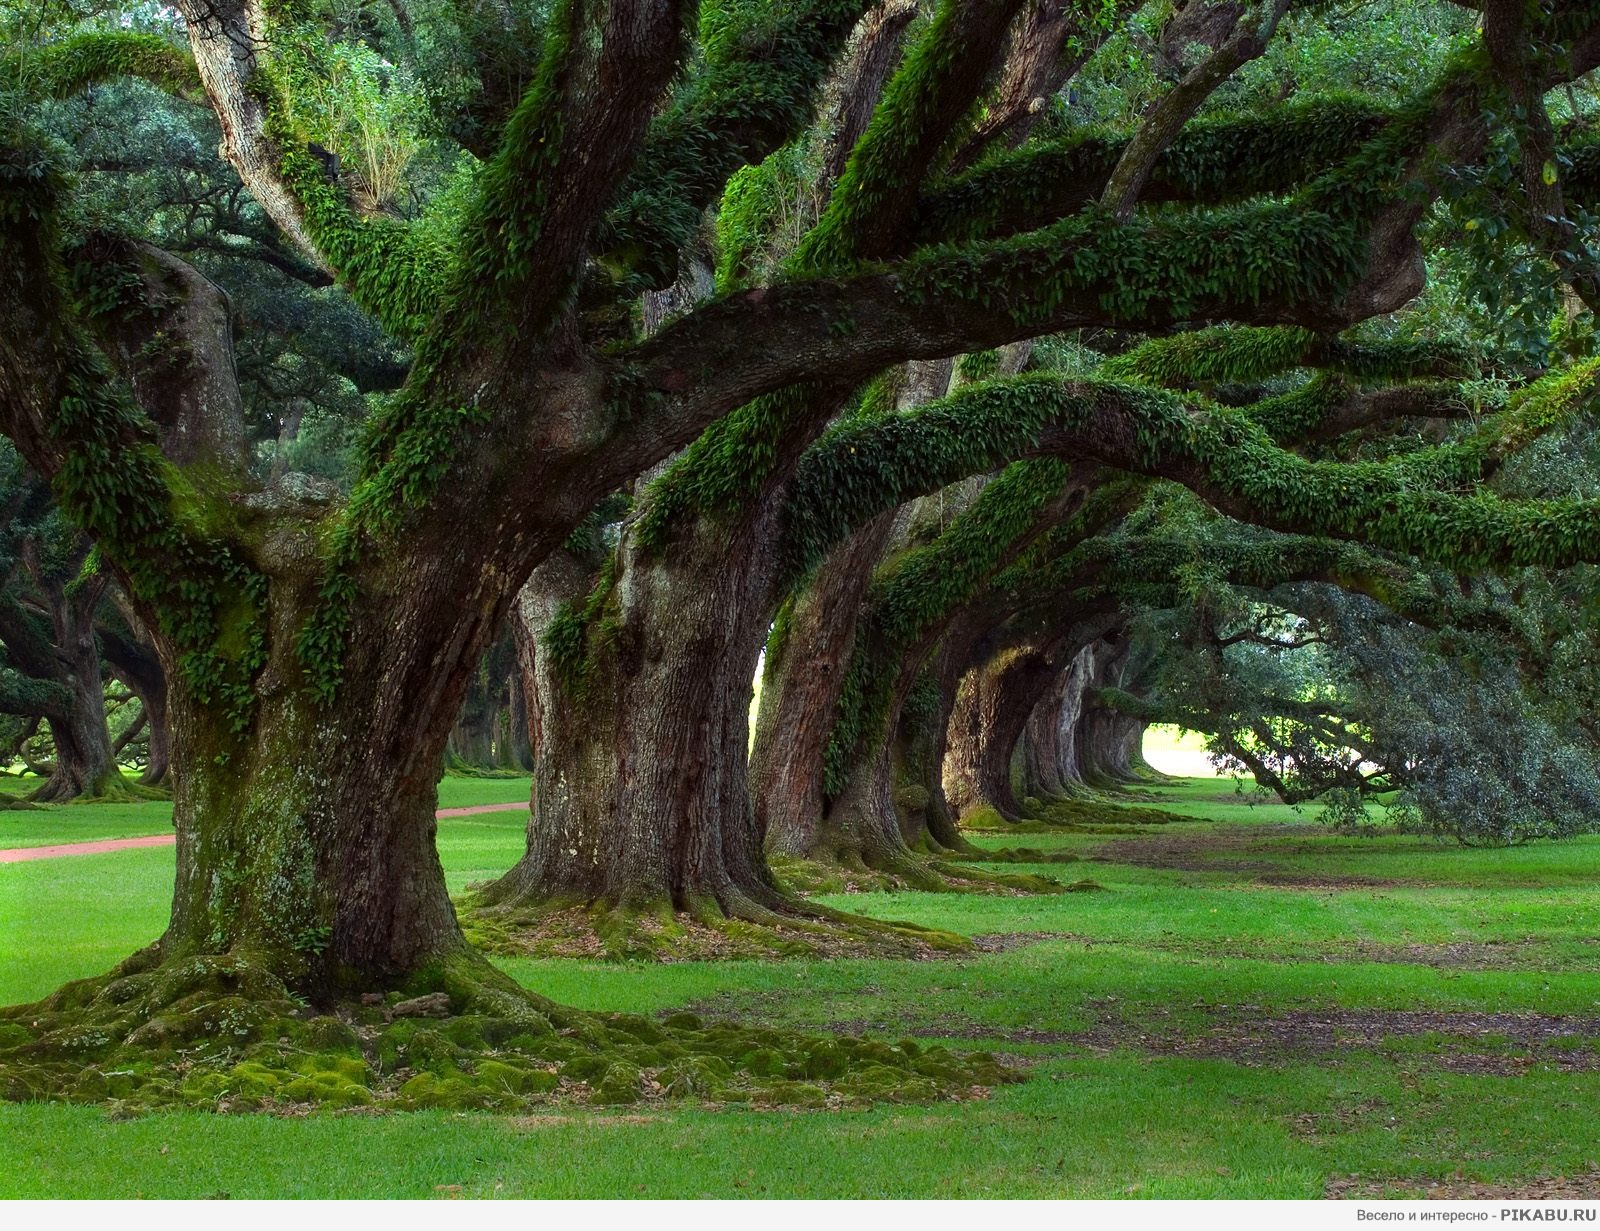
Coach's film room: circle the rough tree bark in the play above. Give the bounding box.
[99,601,171,786]
[750,361,953,855]
[1016,644,1096,800]
[944,623,1119,821]
[474,505,800,929]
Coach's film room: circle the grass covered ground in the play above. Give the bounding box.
[0,773,531,850]
[1,774,1597,1199]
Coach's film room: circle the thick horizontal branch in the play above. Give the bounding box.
[1103,325,1479,388]
[916,95,1400,244]
[611,195,1423,470]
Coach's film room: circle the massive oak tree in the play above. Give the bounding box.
[6,0,1600,1084]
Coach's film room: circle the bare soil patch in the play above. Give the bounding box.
[1090,823,1432,887]
[1325,1172,1600,1200]
[1075,1005,1600,1069]
[800,1004,1600,1071]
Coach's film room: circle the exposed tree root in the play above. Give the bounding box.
[0,946,1021,1114]
[28,772,171,805]
[460,874,975,961]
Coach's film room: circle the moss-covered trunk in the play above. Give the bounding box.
[138,531,533,997]
[753,510,900,856]
[475,516,790,924]
[943,637,1065,823]
[162,680,464,995]
[806,629,979,881]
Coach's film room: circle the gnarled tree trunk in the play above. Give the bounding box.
[476,510,790,924]
[1016,645,1096,801]
[946,622,1125,820]
[20,571,119,803]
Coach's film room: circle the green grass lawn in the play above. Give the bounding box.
[0,773,530,850]
[2,777,1597,1199]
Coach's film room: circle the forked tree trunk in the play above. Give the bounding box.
[803,612,989,875]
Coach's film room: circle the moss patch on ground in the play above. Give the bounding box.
[0,947,1018,1116]
[460,896,975,962]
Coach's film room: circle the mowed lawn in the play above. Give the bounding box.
[2,774,1598,1199]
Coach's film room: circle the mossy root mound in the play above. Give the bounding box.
[940,846,1083,865]
[461,895,974,962]
[0,948,1021,1114]
[961,798,1194,833]
[771,852,1068,899]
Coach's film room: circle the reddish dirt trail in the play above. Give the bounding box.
[0,800,528,864]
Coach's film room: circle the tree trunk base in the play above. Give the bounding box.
[26,768,170,805]
[772,842,1072,898]
[963,794,1193,833]
[460,886,972,961]
[1,944,1021,1112]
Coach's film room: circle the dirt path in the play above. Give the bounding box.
[0,801,528,864]
[1089,822,1435,887]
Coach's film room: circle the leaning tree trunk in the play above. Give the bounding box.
[754,361,958,858]
[751,507,901,855]
[806,602,1001,881]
